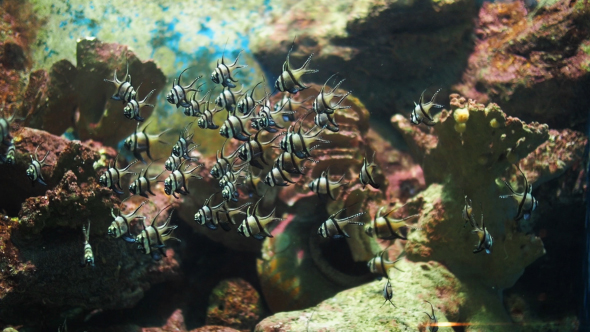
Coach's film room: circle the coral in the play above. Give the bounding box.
[206,278,265,332]
[250,0,476,127]
[0,127,180,327]
[20,38,167,147]
[454,1,590,130]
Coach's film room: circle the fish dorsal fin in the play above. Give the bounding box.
[178,68,190,86]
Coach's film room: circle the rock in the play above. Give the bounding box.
[206,278,265,332]
[0,127,181,328]
[250,0,477,127]
[142,309,187,332]
[454,1,590,130]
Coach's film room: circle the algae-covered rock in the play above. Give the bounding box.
[206,278,265,332]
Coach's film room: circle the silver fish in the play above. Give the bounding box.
[183,85,208,117]
[410,89,443,126]
[275,151,316,175]
[108,199,147,243]
[211,50,247,88]
[124,122,170,163]
[165,154,199,172]
[264,162,295,187]
[26,145,51,186]
[312,74,351,115]
[317,207,365,239]
[237,197,283,240]
[359,152,380,189]
[104,61,136,103]
[172,121,198,160]
[251,96,293,133]
[215,85,245,112]
[211,139,239,179]
[274,45,318,94]
[164,160,203,198]
[129,162,165,198]
[381,279,396,308]
[221,178,241,203]
[237,130,278,170]
[167,68,203,108]
[219,111,252,142]
[81,220,95,267]
[123,85,155,122]
[308,168,349,200]
[500,164,538,221]
[136,205,180,261]
[236,81,264,116]
[195,192,227,230]
[279,122,330,159]
[99,153,137,194]
[313,112,339,132]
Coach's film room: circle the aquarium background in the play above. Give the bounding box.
[0,0,588,331]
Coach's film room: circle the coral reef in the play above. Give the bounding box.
[455,1,590,130]
[21,38,166,146]
[250,0,477,126]
[206,278,264,331]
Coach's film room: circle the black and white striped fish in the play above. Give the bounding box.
[194,192,227,230]
[184,87,209,117]
[81,220,95,267]
[314,112,339,132]
[410,89,443,126]
[197,96,221,130]
[471,211,493,254]
[172,122,198,160]
[236,81,264,116]
[164,160,203,198]
[367,251,404,280]
[99,153,137,194]
[220,111,252,141]
[251,96,293,133]
[215,201,252,229]
[215,86,245,112]
[317,207,365,239]
[136,205,180,261]
[166,68,203,108]
[237,130,279,169]
[165,154,199,172]
[26,145,51,186]
[364,204,419,240]
[218,162,246,188]
[221,179,240,202]
[462,195,475,228]
[312,74,351,115]
[123,86,156,122]
[424,301,439,332]
[124,122,170,163]
[274,94,310,122]
[500,164,538,221]
[211,50,246,88]
[243,169,264,197]
[381,279,396,308]
[359,152,380,189]
[4,142,15,165]
[264,162,295,187]
[274,45,318,94]
[0,107,16,145]
[104,61,136,103]
[237,197,283,240]
[108,199,148,242]
[276,151,316,175]
[211,139,239,179]
[279,122,330,159]
[129,162,165,198]
[308,168,349,200]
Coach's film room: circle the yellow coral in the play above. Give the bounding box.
[453,108,469,123]
[454,123,467,133]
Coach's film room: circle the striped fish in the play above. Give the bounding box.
[108,199,148,242]
[184,87,209,117]
[279,122,330,159]
[499,164,538,221]
[472,212,493,254]
[307,168,349,200]
[211,50,246,88]
[275,151,316,175]
[172,121,198,160]
[314,112,339,132]
[166,68,203,108]
[410,89,443,126]
[236,81,264,116]
[4,142,15,165]
[359,152,380,189]
[26,145,51,186]
[274,94,310,122]
[243,169,264,197]
[195,192,227,230]
[462,195,475,228]
[237,197,284,240]
[197,95,221,130]
[136,205,180,261]
[164,160,203,198]
[0,108,16,145]
[364,205,419,240]
[218,162,246,188]
[215,86,245,112]
[367,251,404,280]
[312,74,351,115]
[237,130,279,170]
[99,153,138,194]
[424,301,439,332]
[219,111,252,141]
[123,86,155,122]
[221,179,240,203]
[264,162,295,187]
[81,220,95,267]
[104,61,136,103]
[214,201,253,231]
[165,154,199,171]
[274,46,318,94]
[251,96,293,133]
[211,139,239,179]
[124,122,170,163]
[129,162,165,198]
[381,279,396,308]
[317,207,365,239]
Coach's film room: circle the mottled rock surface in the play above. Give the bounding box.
[206,278,265,332]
